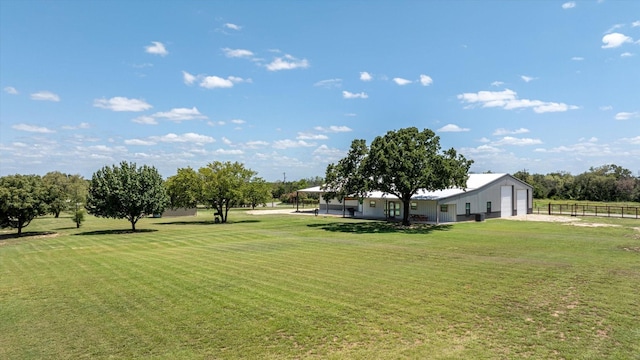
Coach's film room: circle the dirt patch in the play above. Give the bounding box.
[247,209,341,217]
[564,222,620,228]
[503,214,581,223]
[621,247,640,252]
[0,231,59,243]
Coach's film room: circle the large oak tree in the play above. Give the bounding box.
[325,127,473,225]
[86,161,169,231]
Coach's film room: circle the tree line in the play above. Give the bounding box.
[0,161,277,236]
[512,164,640,202]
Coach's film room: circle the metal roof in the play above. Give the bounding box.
[298,173,516,201]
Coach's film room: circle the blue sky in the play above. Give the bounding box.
[1,0,639,181]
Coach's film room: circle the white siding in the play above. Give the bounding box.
[516,189,527,215]
[501,186,512,218]
[439,204,457,222]
[362,199,387,219]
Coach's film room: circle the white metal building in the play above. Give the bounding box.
[298,173,533,223]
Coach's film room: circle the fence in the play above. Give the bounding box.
[537,203,640,219]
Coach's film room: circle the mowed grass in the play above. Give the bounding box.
[1,211,639,359]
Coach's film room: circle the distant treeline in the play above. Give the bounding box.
[511,164,640,202]
[270,176,324,204]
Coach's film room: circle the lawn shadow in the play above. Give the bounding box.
[75,229,157,236]
[0,231,58,241]
[307,221,452,234]
[158,219,261,225]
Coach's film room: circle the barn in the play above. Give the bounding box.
[298,173,533,223]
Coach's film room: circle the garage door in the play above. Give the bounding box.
[516,189,527,216]
[500,186,512,218]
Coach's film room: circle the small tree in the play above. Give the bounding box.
[245,177,271,209]
[86,161,169,231]
[0,175,50,236]
[199,161,256,223]
[43,171,70,218]
[166,167,201,209]
[72,209,85,228]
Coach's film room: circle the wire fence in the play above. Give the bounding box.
[534,203,640,219]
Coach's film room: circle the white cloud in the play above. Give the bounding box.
[182,71,196,85]
[266,54,309,71]
[200,75,248,89]
[231,119,245,124]
[152,107,207,121]
[605,24,625,34]
[245,140,269,148]
[62,122,91,130]
[393,77,412,85]
[457,89,578,113]
[460,144,503,154]
[601,33,633,48]
[94,97,152,112]
[621,136,640,144]
[222,48,254,58]
[493,136,543,146]
[12,124,56,133]
[562,1,576,9]
[520,75,536,82]
[131,63,153,69]
[535,141,613,156]
[620,52,634,57]
[419,74,433,86]
[360,72,372,81]
[207,120,226,126]
[478,137,491,143]
[30,91,60,102]
[145,41,168,56]
[4,86,18,94]
[615,111,639,120]
[600,105,613,111]
[132,116,158,125]
[314,125,353,133]
[224,23,241,31]
[312,145,345,161]
[214,148,244,155]
[297,132,329,140]
[493,128,530,136]
[124,139,156,146]
[221,137,232,145]
[150,133,215,144]
[85,145,127,153]
[490,81,504,87]
[571,56,584,61]
[438,124,470,132]
[633,21,640,27]
[272,139,316,149]
[342,91,368,99]
[314,79,342,88]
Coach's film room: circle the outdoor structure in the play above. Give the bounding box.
[297,173,533,223]
[161,207,197,217]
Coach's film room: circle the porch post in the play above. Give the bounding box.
[296,191,299,212]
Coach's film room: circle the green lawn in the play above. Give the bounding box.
[1,211,639,359]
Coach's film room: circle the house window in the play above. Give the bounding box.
[410,202,418,210]
[369,201,376,207]
[487,201,492,213]
[440,204,448,212]
[465,203,471,216]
